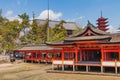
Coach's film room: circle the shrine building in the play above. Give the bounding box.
[47,21,120,74]
[16,20,120,74]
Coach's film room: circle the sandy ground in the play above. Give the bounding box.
[0,62,120,80]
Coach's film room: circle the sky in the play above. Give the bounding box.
[0,0,120,32]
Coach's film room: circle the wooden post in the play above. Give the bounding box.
[31,52,34,63]
[58,65,59,70]
[101,59,103,73]
[115,60,117,74]
[45,52,48,64]
[52,58,54,70]
[73,59,75,71]
[62,65,64,71]
[24,51,26,63]
[86,65,89,72]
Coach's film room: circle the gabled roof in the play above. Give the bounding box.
[47,21,120,46]
[72,21,108,37]
[16,44,61,51]
[109,33,120,42]
[65,35,111,42]
[35,19,79,30]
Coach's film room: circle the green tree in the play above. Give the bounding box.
[49,20,67,42]
[20,20,42,44]
[18,13,30,35]
[0,20,20,54]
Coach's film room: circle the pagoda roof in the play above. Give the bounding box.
[97,17,108,21]
[72,21,108,37]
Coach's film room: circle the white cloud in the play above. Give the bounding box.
[67,16,85,22]
[7,15,22,22]
[37,10,62,20]
[107,25,117,33]
[5,10,13,17]
[66,16,85,28]
[17,0,28,5]
[5,10,22,22]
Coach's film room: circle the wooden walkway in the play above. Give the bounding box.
[75,61,101,66]
[47,70,120,76]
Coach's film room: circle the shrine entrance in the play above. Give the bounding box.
[79,49,101,62]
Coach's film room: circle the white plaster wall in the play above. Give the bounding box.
[63,61,73,65]
[102,62,115,66]
[117,62,120,66]
[53,60,62,64]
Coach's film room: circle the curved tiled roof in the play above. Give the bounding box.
[16,44,61,50]
[109,33,120,42]
[65,35,111,42]
[35,19,79,30]
[72,21,108,37]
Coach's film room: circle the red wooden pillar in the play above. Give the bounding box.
[80,49,82,61]
[62,49,64,62]
[101,47,104,61]
[75,47,78,63]
[46,51,48,61]
[31,52,34,61]
[119,48,120,61]
[37,50,40,60]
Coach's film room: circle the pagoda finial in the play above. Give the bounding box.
[101,10,103,18]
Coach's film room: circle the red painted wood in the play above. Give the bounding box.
[80,49,82,61]
[75,47,78,63]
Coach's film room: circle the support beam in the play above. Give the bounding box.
[101,59,103,73]
[115,60,117,74]
[73,65,75,71]
[62,65,64,71]
[101,66,103,73]
[75,66,78,71]
[86,65,88,72]
[115,67,117,74]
